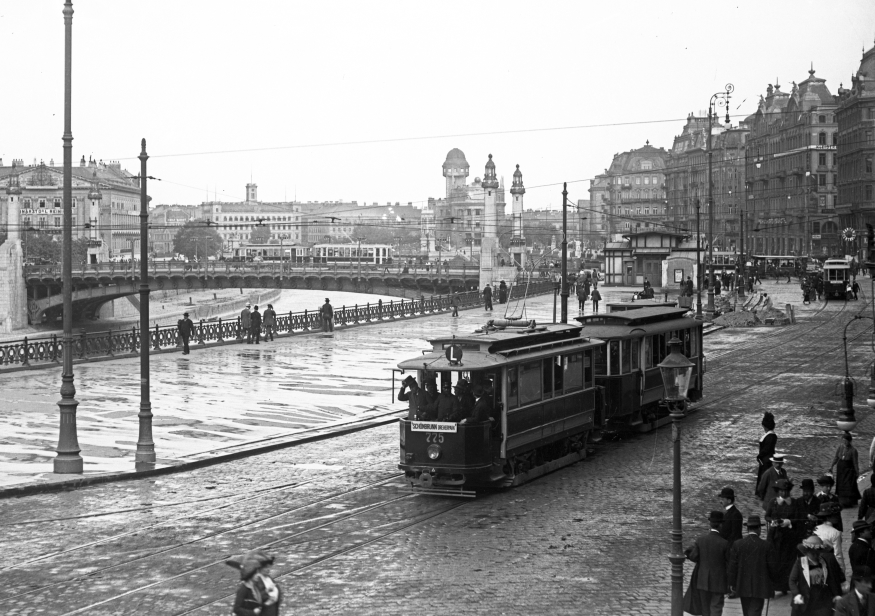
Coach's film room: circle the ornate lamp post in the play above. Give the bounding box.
[695,199,703,319]
[706,83,734,319]
[135,140,155,468]
[658,337,695,616]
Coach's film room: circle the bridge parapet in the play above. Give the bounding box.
[1,281,555,371]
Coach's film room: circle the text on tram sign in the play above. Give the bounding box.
[411,422,458,433]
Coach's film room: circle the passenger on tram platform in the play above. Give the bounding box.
[430,381,460,422]
[463,384,493,424]
[454,380,475,420]
[398,375,430,420]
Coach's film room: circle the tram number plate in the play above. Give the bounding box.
[411,421,457,433]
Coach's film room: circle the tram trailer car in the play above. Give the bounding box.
[822,258,851,299]
[396,320,605,494]
[574,307,703,432]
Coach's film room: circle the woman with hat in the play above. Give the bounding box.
[788,534,844,615]
[226,551,282,616]
[831,431,862,508]
[814,501,846,575]
[756,411,778,491]
[816,475,843,532]
[766,477,805,594]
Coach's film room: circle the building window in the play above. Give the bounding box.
[644,176,650,185]
[818,132,827,145]
[635,177,640,185]
[868,157,873,174]
[39,199,46,208]
[868,130,874,144]
[867,185,873,201]
[819,115,826,124]
[834,133,838,146]
[819,174,826,186]
[819,196,826,207]
[641,161,652,170]
[819,153,826,166]
[54,216,61,227]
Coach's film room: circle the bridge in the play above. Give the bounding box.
[24,260,500,323]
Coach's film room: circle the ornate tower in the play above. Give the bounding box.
[442,148,469,199]
[87,170,103,263]
[510,164,526,266]
[479,154,500,288]
[0,162,27,331]
[6,161,21,242]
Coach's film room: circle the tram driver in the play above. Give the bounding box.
[398,375,430,420]
[461,384,493,424]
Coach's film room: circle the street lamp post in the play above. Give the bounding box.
[706,83,734,318]
[355,236,366,283]
[657,337,695,616]
[55,0,83,474]
[136,139,155,467]
[560,183,569,324]
[695,199,703,319]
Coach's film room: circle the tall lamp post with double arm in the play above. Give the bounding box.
[658,337,695,616]
[706,83,734,319]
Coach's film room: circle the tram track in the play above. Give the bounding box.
[2,471,407,603]
[47,485,467,616]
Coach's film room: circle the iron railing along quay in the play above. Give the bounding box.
[0,281,555,370]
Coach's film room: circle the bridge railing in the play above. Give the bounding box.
[0,281,555,370]
[24,260,491,279]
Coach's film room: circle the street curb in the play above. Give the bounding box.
[0,411,405,500]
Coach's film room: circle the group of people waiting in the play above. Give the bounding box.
[684,410,875,615]
[239,303,278,344]
[576,271,602,313]
[481,281,509,311]
[397,374,493,424]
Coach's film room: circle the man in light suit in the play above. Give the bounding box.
[728,515,777,616]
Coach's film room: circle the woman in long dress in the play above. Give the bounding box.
[831,431,861,508]
[756,412,777,493]
[766,478,804,593]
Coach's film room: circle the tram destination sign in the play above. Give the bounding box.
[411,421,458,433]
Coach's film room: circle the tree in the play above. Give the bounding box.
[352,223,419,250]
[172,221,223,260]
[22,231,90,264]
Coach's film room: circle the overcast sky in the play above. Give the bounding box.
[3,1,874,212]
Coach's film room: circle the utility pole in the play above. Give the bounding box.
[560,183,568,323]
[706,83,734,319]
[55,0,82,474]
[136,139,155,468]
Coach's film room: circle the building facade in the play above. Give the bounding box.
[836,41,875,257]
[745,72,838,257]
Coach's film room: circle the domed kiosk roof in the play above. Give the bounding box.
[443,148,469,170]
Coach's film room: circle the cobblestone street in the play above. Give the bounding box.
[1,279,874,614]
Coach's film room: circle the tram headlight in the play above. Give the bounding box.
[427,444,442,461]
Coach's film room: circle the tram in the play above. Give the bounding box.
[822,258,852,299]
[575,307,704,432]
[396,319,603,494]
[312,243,393,265]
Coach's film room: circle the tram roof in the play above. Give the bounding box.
[574,307,699,338]
[397,322,603,371]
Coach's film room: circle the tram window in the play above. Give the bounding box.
[683,330,691,356]
[564,353,583,392]
[652,333,666,365]
[609,341,620,375]
[690,329,698,357]
[519,361,541,405]
[593,346,606,376]
[554,356,564,393]
[507,367,519,409]
[543,358,554,399]
[631,339,640,371]
[644,337,653,369]
[584,351,593,387]
[621,340,631,374]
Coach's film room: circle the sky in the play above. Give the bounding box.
[3,1,875,213]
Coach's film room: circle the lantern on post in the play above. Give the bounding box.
[657,336,694,616]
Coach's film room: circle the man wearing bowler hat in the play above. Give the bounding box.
[718,487,744,551]
[398,375,429,420]
[800,478,822,531]
[728,515,778,616]
[684,510,730,616]
[850,521,875,573]
[835,565,875,615]
[756,454,788,509]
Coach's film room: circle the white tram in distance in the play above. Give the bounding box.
[312,243,393,265]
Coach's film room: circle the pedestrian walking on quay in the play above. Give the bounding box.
[765,478,803,594]
[715,277,722,296]
[728,515,778,616]
[483,284,493,311]
[814,502,846,575]
[832,431,862,508]
[250,305,262,344]
[226,551,282,616]
[241,302,252,343]
[849,521,875,573]
[177,312,194,355]
[816,474,844,532]
[718,487,744,552]
[683,510,729,616]
[591,288,602,314]
[577,284,587,312]
[262,304,276,341]
[789,534,844,615]
[834,565,875,616]
[853,280,861,300]
[756,412,778,490]
[800,478,822,533]
[320,298,334,333]
[757,454,788,508]
[450,291,459,317]
[498,280,508,304]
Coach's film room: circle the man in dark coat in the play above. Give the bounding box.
[250,305,262,344]
[728,515,777,616]
[685,275,694,297]
[860,482,875,525]
[177,312,194,355]
[498,280,508,304]
[398,375,429,420]
[799,478,822,534]
[849,521,875,574]
[320,298,334,332]
[241,302,252,343]
[756,454,788,509]
[718,487,744,552]
[684,510,730,616]
[465,384,493,424]
[430,381,460,422]
[483,284,493,311]
[834,565,875,615]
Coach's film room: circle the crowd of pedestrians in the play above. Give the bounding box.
[683,410,875,615]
